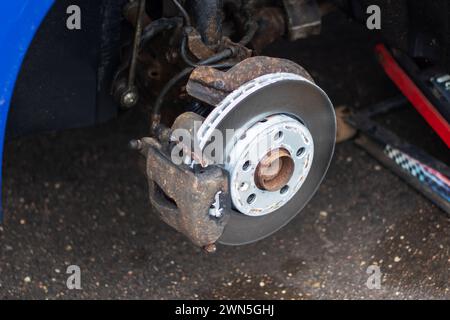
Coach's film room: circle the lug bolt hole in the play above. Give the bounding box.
[274,131,284,141]
[242,160,251,171]
[280,185,289,194]
[296,147,305,158]
[247,193,256,204]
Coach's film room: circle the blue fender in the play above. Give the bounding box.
[0,0,55,219]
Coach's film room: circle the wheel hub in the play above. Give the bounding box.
[255,148,294,192]
[226,114,314,216]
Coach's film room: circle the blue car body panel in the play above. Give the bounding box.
[0,0,54,219]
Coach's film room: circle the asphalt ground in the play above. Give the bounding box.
[0,11,449,299]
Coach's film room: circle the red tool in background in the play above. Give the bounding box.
[375,44,450,148]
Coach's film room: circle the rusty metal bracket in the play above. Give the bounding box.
[186,56,314,106]
[138,137,230,248]
[185,27,252,64]
[186,27,216,60]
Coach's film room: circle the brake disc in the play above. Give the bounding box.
[197,72,336,245]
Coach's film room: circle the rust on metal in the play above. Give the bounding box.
[170,112,210,167]
[186,56,314,106]
[254,148,294,191]
[138,137,229,248]
[251,7,286,53]
[186,27,216,60]
[221,37,253,62]
[191,0,223,48]
[186,27,252,63]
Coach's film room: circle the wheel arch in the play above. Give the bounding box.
[0,0,55,219]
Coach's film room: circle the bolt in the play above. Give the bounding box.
[128,139,142,150]
[121,90,138,108]
[214,79,225,89]
[203,243,217,254]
